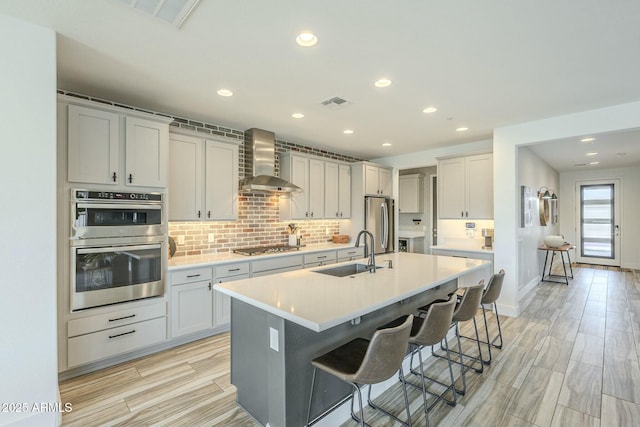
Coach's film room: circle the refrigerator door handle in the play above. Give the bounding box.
[381,202,388,249]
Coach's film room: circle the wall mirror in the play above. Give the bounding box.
[539,194,550,226]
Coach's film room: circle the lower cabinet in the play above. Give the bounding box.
[170,267,213,338]
[213,262,250,326]
[67,301,167,368]
[337,247,365,262]
[251,255,303,277]
[303,250,337,268]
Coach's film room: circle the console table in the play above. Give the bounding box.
[538,243,576,285]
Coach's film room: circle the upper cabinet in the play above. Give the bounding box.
[438,153,493,219]
[325,163,351,218]
[168,133,239,221]
[280,153,325,219]
[67,103,170,188]
[398,174,424,213]
[364,163,392,196]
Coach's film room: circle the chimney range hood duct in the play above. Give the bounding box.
[239,128,301,194]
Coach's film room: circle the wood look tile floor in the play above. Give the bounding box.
[60,266,640,426]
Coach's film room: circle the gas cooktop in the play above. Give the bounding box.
[233,245,301,256]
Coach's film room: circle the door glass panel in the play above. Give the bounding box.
[580,184,614,259]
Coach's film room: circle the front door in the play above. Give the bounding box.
[575,179,621,266]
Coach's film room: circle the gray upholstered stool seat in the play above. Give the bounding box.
[306,315,414,427]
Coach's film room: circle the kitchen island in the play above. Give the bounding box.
[215,252,490,427]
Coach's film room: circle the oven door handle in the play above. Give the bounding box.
[75,203,162,211]
[76,243,162,254]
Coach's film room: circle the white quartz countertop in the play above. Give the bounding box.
[397,230,426,238]
[168,243,359,270]
[430,244,494,255]
[214,252,490,332]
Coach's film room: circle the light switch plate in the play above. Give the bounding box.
[269,327,279,352]
[208,233,215,243]
[177,235,185,245]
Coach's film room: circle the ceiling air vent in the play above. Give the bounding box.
[116,0,200,28]
[321,96,352,110]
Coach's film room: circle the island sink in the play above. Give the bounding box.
[314,263,383,277]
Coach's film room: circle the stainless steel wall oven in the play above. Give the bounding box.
[70,189,166,311]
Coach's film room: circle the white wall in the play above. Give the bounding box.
[517,147,560,292]
[373,139,492,169]
[560,166,640,270]
[0,14,58,427]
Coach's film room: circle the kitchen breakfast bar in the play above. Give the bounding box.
[215,252,490,427]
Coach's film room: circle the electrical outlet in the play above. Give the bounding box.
[325,227,330,235]
[177,235,185,245]
[208,233,215,243]
[269,327,279,352]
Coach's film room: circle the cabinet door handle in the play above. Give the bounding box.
[108,314,136,322]
[228,268,241,272]
[466,211,469,217]
[305,212,309,217]
[197,210,201,218]
[461,211,464,217]
[128,173,133,183]
[207,211,211,218]
[109,330,135,339]
[317,255,327,259]
[112,172,117,182]
[208,282,212,291]
[187,274,201,278]
[310,212,314,217]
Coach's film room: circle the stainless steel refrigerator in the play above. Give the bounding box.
[364,196,395,255]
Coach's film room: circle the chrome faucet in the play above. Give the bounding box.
[355,230,376,273]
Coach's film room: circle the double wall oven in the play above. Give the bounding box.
[70,189,166,311]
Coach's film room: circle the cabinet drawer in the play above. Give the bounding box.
[170,267,212,285]
[431,249,493,261]
[337,247,365,261]
[214,262,249,278]
[252,255,303,274]
[68,316,166,368]
[304,250,337,266]
[68,301,166,337]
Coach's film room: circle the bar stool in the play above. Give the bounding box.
[377,297,457,427]
[424,283,485,395]
[460,269,506,364]
[305,315,414,427]
[407,297,457,427]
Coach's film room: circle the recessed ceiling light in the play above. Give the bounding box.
[382,142,392,147]
[422,106,438,114]
[291,113,304,119]
[343,129,354,134]
[217,89,233,97]
[296,32,318,47]
[580,137,595,142]
[586,152,598,156]
[374,79,392,88]
[456,127,469,132]
[589,161,600,165]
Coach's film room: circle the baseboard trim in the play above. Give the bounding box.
[519,276,541,302]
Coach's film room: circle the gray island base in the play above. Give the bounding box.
[218,253,490,427]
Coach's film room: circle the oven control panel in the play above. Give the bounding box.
[73,189,163,202]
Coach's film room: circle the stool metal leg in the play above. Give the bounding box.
[350,383,366,427]
[366,369,413,427]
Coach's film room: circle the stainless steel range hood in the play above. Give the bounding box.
[239,128,301,193]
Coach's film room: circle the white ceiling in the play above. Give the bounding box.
[2,0,640,165]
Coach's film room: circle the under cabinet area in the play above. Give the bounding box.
[66,102,170,188]
[66,301,167,368]
[438,153,493,219]
[169,133,239,221]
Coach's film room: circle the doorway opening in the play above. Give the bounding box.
[575,179,620,267]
